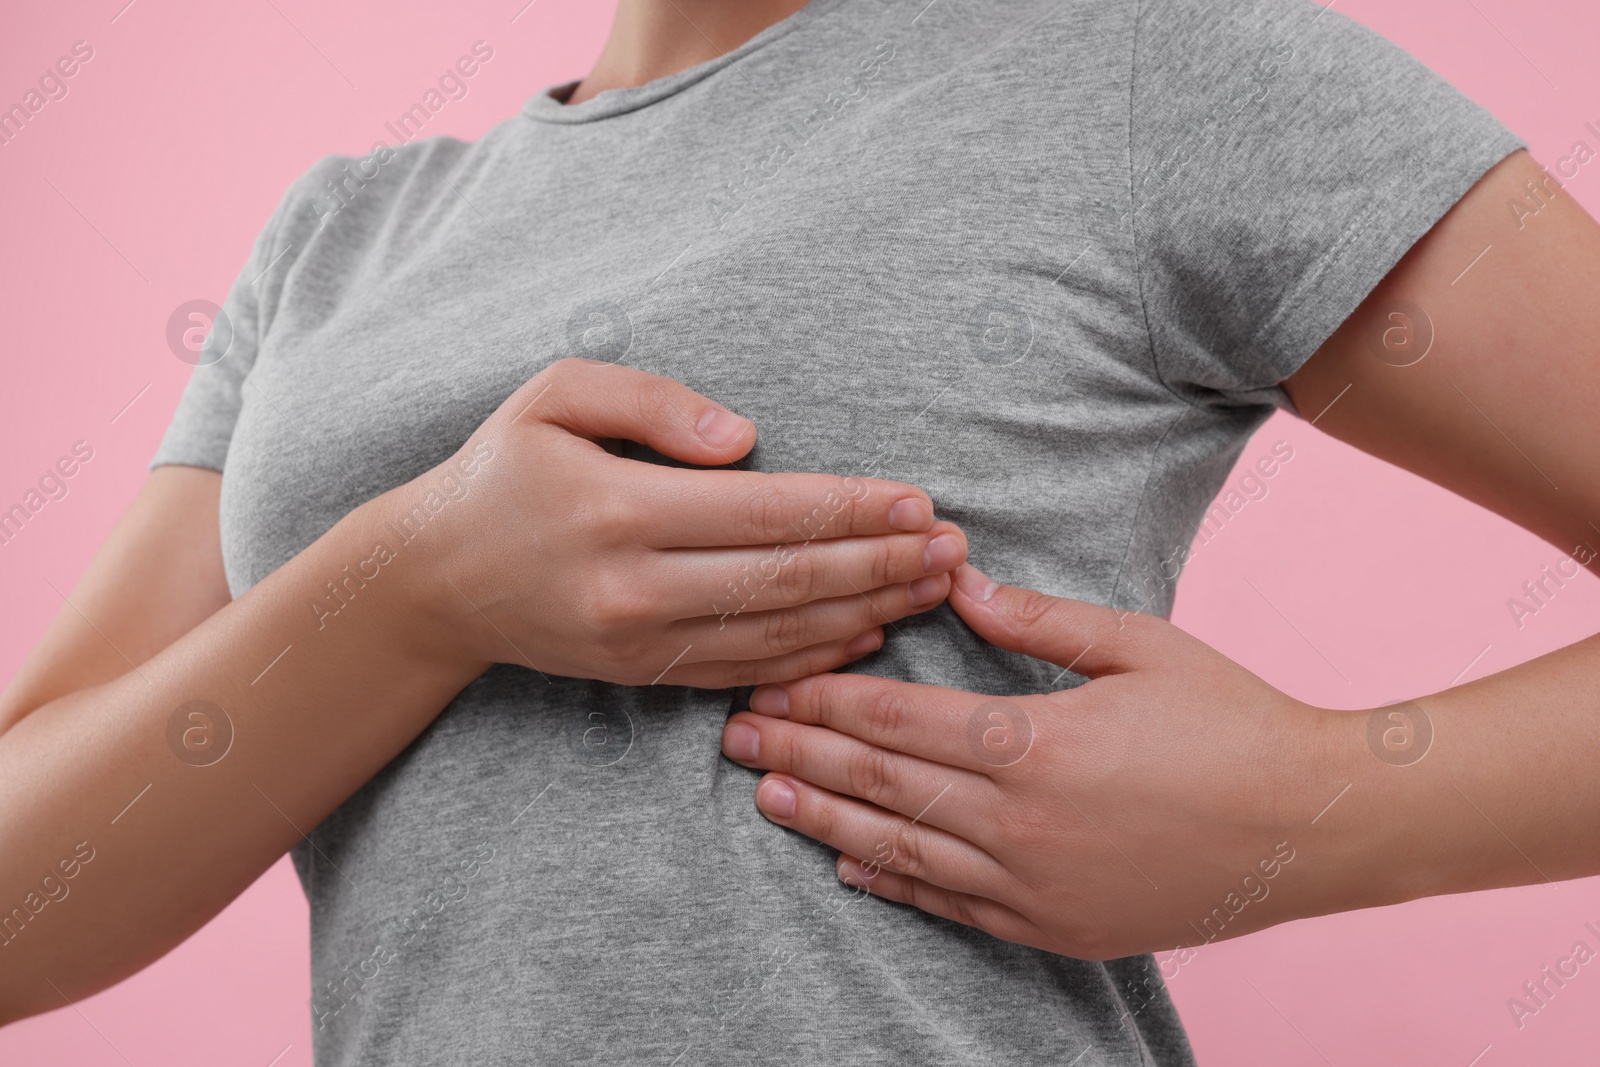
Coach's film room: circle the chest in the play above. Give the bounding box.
[220,115,1163,593]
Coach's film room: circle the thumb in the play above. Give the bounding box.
[506,357,756,466]
[949,563,1144,677]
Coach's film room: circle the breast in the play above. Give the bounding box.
[220,89,1172,624]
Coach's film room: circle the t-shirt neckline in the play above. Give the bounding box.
[522,0,848,124]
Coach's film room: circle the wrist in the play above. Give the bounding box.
[1301,700,1498,916]
[345,482,497,680]
[1275,705,1437,920]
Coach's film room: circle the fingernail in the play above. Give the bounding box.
[722,721,760,762]
[837,858,870,886]
[845,630,883,657]
[756,778,797,820]
[921,532,964,572]
[750,685,790,717]
[953,562,998,602]
[908,575,946,607]
[888,497,933,532]
[697,406,749,448]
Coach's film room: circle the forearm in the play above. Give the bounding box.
[0,490,487,1023]
[1322,631,1600,913]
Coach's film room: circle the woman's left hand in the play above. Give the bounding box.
[720,562,1391,960]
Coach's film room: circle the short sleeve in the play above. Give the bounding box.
[148,173,308,472]
[1128,0,1527,411]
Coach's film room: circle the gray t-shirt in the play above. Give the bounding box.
[151,0,1523,1062]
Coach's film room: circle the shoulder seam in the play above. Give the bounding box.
[250,164,321,345]
[1125,0,1196,410]
[1111,0,1200,618]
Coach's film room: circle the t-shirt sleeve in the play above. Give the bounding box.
[148,173,309,473]
[1128,0,1527,412]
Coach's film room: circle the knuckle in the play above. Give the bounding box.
[773,548,819,605]
[761,607,808,655]
[1067,925,1112,961]
[736,485,790,544]
[581,573,652,634]
[633,378,681,428]
[604,588,657,631]
[1117,608,1166,652]
[796,643,849,682]
[791,493,834,542]
[511,365,569,424]
[884,824,926,881]
[807,790,838,843]
[860,685,911,746]
[867,540,896,590]
[539,357,586,395]
[1099,608,1160,668]
[1010,588,1059,631]
[948,889,981,929]
[587,638,638,684]
[764,725,803,774]
[585,491,640,541]
[845,746,898,809]
[726,660,764,688]
[828,487,863,535]
[808,675,849,729]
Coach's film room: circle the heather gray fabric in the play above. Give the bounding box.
[150,0,1524,1062]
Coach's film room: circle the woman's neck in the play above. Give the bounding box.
[566,0,812,104]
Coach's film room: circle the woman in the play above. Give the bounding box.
[1,0,1593,1064]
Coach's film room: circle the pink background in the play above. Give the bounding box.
[2,0,1597,1063]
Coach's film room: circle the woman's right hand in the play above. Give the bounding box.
[379,358,965,687]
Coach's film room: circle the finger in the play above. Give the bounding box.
[745,773,1012,901]
[507,358,757,466]
[834,855,1040,948]
[628,467,936,548]
[948,562,1149,677]
[677,575,951,664]
[655,628,886,689]
[744,672,1030,774]
[721,713,995,839]
[666,522,967,619]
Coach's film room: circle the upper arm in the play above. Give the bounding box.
[1284,149,1600,574]
[2,158,332,735]
[0,465,232,734]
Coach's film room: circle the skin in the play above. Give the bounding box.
[721,146,1600,958]
[0,359,966,1023]
[565,0,812,105]
[2,6,851,1025]
[1,0,1589,1031]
